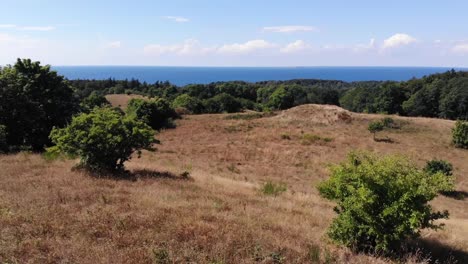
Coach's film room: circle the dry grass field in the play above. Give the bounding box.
[1,103,467,263]
[105,94,148,109]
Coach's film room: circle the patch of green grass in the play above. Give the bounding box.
[261,181,287,196]
[301,133,333,145]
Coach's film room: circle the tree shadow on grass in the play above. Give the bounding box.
[374,137,396,143]
[441,190,468,201]
[73,165,192,181]
[408,238,468,264]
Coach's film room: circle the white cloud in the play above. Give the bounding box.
[0,24,16,28]
[218,39,275,54]
[452,43,468,54]
[19,26,55,31]
[107,41,121,48]
[0,24,55,31]
[382,33,417,49]
[263,25,318,33]
[163,16,189,23]
[143,39,212,56]
[280,40,312,53]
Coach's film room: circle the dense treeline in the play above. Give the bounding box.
[1,59,467,152]
[69,70,467,120]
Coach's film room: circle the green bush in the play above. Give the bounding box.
[452,120,468,149]
[318,152,453,254]
[368,121,384,140]
[424,159,453,176]
[172,94,204,114]
[381,117,395,128]
[203,93,242,113]
[261,181,287,196]
[48,107,156,172]
[0,124,7,153]
[80,92,111,113]
[126,98,178,130]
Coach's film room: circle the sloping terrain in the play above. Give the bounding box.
[1,104,467,263]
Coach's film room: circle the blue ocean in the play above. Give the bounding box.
[52,66,466,86]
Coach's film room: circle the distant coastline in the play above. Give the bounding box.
[52,66,467,86]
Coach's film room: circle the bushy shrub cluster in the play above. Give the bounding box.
[126,98,178,130]
[318,152,453,254]
[424,159,453,176]
[49,107,156,172]
[452,120,468,149]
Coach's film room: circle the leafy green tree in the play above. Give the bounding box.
[402,80,442,117]
[80,92,111,113]
[318,152,453,254]
[0,59,79,151]
[172,94,204,114]
[368,121,384,140]
[373,82,406,114]
[49,107,156,172]
[452,120,468,149]
[267,86,295,110]
[126,98,178,130]
[439,78,468,120]
[203,93,242,113]
[424,159,453,176]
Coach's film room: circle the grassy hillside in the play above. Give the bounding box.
[1,103,467,263]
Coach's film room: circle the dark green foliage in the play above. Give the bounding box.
[80,92,111,113]
[267,86,295,110]
[318,152,453,254]
[203,93,242,113]
[368,121,384,140]
[373,82,406,114]
[172,94,204,114]
[0,59,79,151]
[126,98,178,130]
[452,120,468,149]
[48,107,156,172]
[0,124,7,153]
[381,117,395,128]
[424,159,453,176]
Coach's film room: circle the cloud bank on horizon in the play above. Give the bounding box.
[0,0,467,66]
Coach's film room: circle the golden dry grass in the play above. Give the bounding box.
[1,104,467,263]
[105,94,148,109]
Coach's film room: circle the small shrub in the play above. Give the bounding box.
[48,107,156,172]
[152,248,170,264]
[382,117,395,128]
[424,159,453,176]
[307,244,321,263]
[227,164,240,174]
[452,120,468,149]
[318,152,453,254]
[280,133,291,140]
[80,92,111,113]
[261,181,287,196]
[301,134,333,145]
[368,121,384,140]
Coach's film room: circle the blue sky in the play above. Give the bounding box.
[1,0,467,66]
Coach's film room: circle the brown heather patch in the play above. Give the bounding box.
[105,94,148,110]
[1,104,467,263]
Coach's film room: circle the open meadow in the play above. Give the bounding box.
[1,100,467,263]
